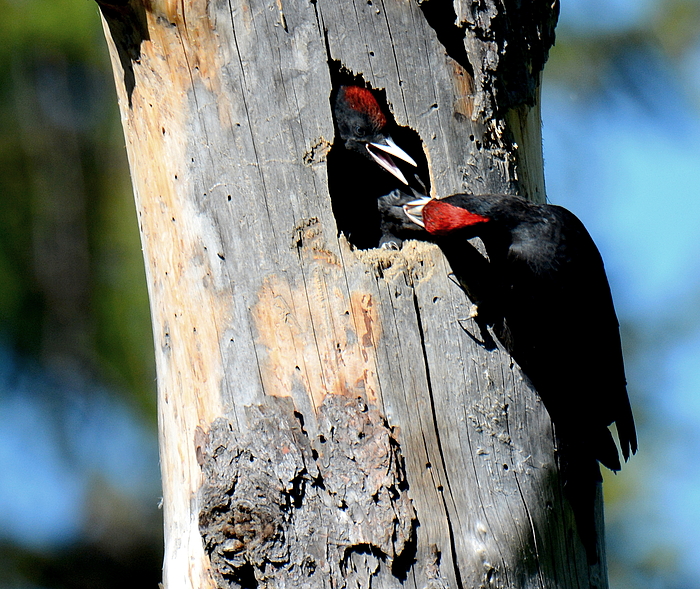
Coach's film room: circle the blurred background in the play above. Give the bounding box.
[0,0,698,587]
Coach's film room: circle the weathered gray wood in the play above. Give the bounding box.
[97,0,607,588]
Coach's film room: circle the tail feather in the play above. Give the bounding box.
[616,399,638,462]
[595,427,622,472]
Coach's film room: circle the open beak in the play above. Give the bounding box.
[402,196,433,228]
[367,136,418,185]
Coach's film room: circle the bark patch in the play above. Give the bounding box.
[448,0,560,114]
[198,396,416,589]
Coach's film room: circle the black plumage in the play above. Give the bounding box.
[329,86,426,248]
[379,190,637,561]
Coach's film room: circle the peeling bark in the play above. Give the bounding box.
[97,0,607,588]
[199,396,416,588]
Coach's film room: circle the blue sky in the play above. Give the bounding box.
[544,81,700,315]
[0,344,159,548]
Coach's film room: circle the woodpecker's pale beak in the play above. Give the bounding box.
[403,196,433,228]
[367,136,418,185]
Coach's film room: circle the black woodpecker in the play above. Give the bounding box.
[329,86,422,248]
[379,190,638,562]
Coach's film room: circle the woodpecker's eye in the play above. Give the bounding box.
[354,125,366,138]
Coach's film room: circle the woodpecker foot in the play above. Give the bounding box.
[379,236,402,250]
[457,317,497,351]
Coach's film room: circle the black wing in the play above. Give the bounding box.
[502,204,637,469]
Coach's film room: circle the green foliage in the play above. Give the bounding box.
[652,0,700,57]
[0,1,155,415]
[0,0,104,59]
[548,0,700,96]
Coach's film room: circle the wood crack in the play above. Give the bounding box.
[410,288,465,589]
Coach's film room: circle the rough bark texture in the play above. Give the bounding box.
[198,397,416,588]
[98,0,608,588]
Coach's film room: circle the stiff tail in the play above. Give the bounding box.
[616,397,638,462]
[595,427,622,472]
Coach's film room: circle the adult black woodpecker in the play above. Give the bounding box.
[329,85,424,249]
[379,190,637,562]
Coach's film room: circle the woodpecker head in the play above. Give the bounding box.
[404,196,490,236]
[334,85,418,185]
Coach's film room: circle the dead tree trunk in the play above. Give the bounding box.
[97,0,609,587]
